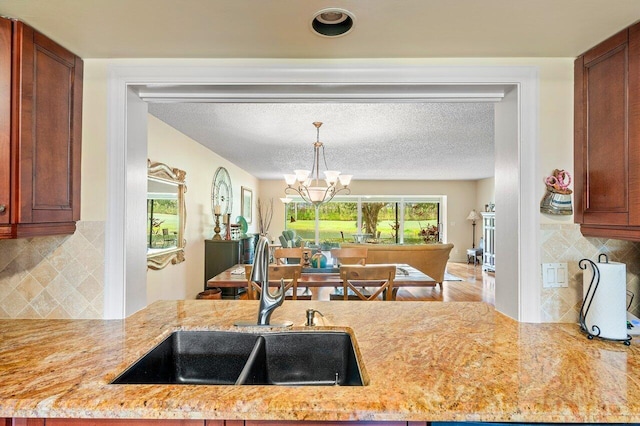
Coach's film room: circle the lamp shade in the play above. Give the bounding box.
[338,174,352,186]
[284,174,297,186]
[307,187,327,203]
[466,209,481,221]
[324,170,340,184]
[294,169,311,182]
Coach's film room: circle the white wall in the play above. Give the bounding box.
[146,115,259,302]
[260,179,478,263]
[81,59,109,220]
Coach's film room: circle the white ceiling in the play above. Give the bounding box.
[2,0,638,181]
[0,0,638,58]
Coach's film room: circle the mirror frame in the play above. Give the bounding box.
[147,160,187,270]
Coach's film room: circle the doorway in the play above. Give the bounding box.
[104,63,539,321]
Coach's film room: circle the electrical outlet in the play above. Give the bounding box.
[542,263,569,288]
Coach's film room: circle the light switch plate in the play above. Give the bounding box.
[542,262,569,288]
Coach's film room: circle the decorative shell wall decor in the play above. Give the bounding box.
[540,169,573,215]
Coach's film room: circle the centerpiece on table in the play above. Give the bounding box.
[311,249,328,268]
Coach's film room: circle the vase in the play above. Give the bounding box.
[311,251,327,268]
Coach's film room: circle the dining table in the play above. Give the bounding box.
[207,263,436,300]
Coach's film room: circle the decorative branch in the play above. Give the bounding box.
[257,198,274,235]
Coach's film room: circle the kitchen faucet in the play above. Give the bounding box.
[252,236,287,326]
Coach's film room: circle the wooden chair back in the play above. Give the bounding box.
[244,264,303,300]
[331,247,368,266]
[339,264,396,301]
[273,247,304,265]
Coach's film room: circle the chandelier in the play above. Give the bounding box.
[284,122,352,206]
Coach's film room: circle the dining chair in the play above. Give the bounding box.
[244,264,308,300]
[330,247,368,266]
[273,247,303,264]
[337,264,397,301]
[329,247,369,299]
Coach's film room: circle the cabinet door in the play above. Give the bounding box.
[4,419,45,426]
[204,240,241,297]
[0,18,10,231]
[12,22,82,232]
[575,28,629,226]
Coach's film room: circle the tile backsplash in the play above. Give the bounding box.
[0,221,104,319]
[1,220,636,322]
[540,223,640,323]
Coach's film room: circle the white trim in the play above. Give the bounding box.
[518,69,542,323]
[104,69,127,319]
[105,61,540,322]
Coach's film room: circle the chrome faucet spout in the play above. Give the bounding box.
[252,236,286,325]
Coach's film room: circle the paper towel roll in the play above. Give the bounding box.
[582,260,627,340]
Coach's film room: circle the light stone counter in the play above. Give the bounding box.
[0,300,639,423]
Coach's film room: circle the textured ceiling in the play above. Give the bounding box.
[0,0,639,58]
[148,102,495,181]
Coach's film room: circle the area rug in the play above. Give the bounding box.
[443,272,463,281]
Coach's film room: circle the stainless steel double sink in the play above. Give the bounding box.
[111,330,365,386]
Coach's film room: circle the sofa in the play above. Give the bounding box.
[340,243,454,288]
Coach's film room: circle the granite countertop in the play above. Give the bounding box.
[0,300,639,422]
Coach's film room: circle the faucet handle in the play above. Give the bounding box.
[305,309,324,326]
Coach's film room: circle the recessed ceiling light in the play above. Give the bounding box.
[310,8,355,38]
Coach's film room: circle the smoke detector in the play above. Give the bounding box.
[311,8,355,37]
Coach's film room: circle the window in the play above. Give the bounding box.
[285,196,444,246]
[403,202,440,244]
[362,201,396,241]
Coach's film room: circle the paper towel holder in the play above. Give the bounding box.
[579,254,632,346]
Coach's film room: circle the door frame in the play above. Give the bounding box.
[104,61,540,321]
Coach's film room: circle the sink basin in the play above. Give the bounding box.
[111,331,258,385]
[111,330,364,386]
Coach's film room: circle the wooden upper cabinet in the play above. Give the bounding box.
[0,19,11,229]
[574,21,640,240]
[0,17,82,239]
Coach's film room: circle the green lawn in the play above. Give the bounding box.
[288,219,437,244]
[147,213,179,248]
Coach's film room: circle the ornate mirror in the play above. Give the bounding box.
[147,160,187,270]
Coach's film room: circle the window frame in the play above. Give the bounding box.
[284,195,446,245]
